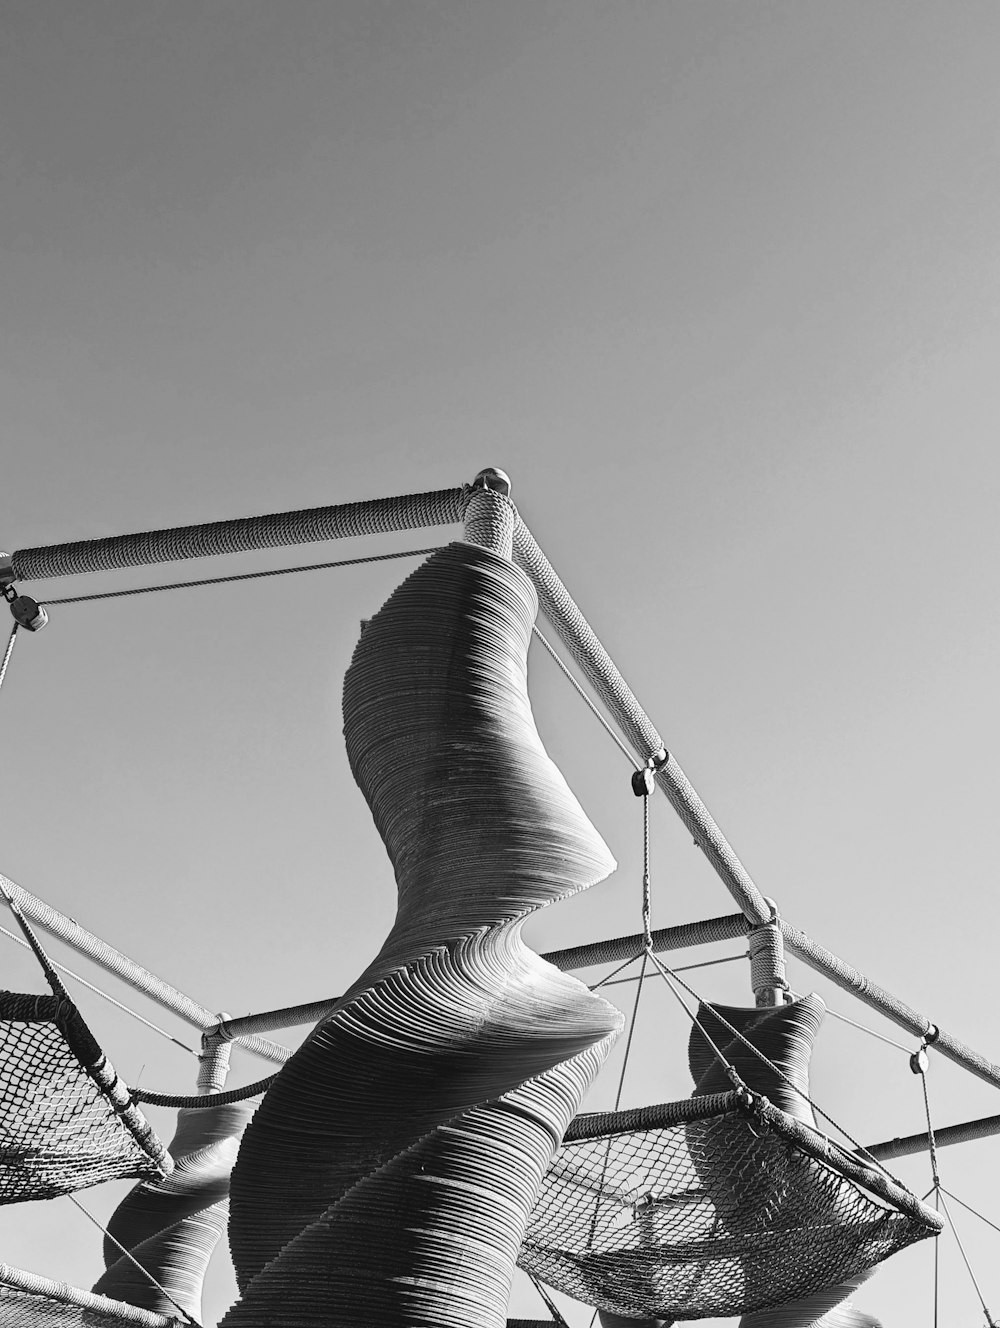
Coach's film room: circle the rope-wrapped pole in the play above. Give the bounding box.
[94,1016,256,1322]
[0,875,289,1065]
[780,919,1000,1092]
[211,914,751,1040]
[865,1112,1000,1162]
[0,1265,176,1328]
[511,519,772,927]
[8,487,466,582]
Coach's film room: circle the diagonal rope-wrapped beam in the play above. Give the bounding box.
[223,491,622,1327]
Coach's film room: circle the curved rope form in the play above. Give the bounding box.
[92,1101,255,1321]
[688,999,882,1328]
[739,1270,880,1328]
[688,995,826,1123]
[224,540,622,1327]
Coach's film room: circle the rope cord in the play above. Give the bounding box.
[132,1071,278,1108]
[643,946,901,1179]
[918,1054,942,1190]
[937,1189,998,1325]
[66,1192,201,1327]
[527,1275,570,1328]
[641,792,652,953]
[531,624,640,769]
[39,547,444,606]
[0,620,18,693]
[0,924,199,1056]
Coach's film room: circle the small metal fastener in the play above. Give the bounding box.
[9,595,47,632]
[471,467,512,497]
[910,1047,930,1076]
[632,767,655,797]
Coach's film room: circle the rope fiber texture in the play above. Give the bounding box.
[0,990,171,1203]
[521,998,940,1323]
[11,488,466,582]
[222,537,622,1328]
[0,1264,180,1328]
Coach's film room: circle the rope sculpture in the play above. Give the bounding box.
[0,1263,179,1328]
[91,1099,256,1322]
[689,997,881,1327]
[0,990,170,1203]
[223,492,623,1327]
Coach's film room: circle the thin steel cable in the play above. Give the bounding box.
[0,923,199,1056]
[67,1192,201,1327]
[0,621,18,692]
[39,546,443,606]
[937,1189,997,1324]
[644,948,900,1178]
[588,953,644,992]
[613,952,648,1113]
[531,625,640,769]
[788,988,913,1055]
[940,1187,1000,1241]
[527,1275,570,1328]
[934,1187,940,1328]
[595,952,749,987]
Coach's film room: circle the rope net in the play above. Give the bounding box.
[0,1265,179,1328]
[518,1093,941,1321]
[0,992,170,1203]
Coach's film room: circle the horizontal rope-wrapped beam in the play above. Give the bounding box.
[865,1111,1000,1161]
[780,919,1000,1092]
[543,912,748,972]
[9,487,466,581]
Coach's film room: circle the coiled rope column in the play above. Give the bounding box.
[92,1029,256,1323]
[223,497,622,1328]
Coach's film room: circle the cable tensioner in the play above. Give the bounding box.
[1,554,47,632]
[631,747,668,797]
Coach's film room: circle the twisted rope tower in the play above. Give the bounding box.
[222,484,623,1327]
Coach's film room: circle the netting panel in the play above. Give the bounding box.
[0,993,169,1203]
[0,1288,178,1328]
[520,1105,937,1320]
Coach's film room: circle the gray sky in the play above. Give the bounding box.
[2,3,1000,1322]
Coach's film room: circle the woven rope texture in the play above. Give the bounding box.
[223,542,622,1327]
[92,1100,255,1322]
[11,488,465,581]
[0,992,170,1202]
[521,997,939,1322]
[0,1265,178,1328]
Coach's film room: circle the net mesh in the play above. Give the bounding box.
[0,992,170,1203]
[519,1093,940,1321]
[0,1267,179,1328]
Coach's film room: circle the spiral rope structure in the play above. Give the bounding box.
[689,999,880,1327]
[92,1100,255,1322]
[223,519,622,1328]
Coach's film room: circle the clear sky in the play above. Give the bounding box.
[2,3,999,1323]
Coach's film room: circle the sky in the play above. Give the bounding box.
[1,2,1000,1323]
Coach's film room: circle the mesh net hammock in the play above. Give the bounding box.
[0,1264,180,1328]
[0,989,171,1203]
[518,1089,943,1322]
